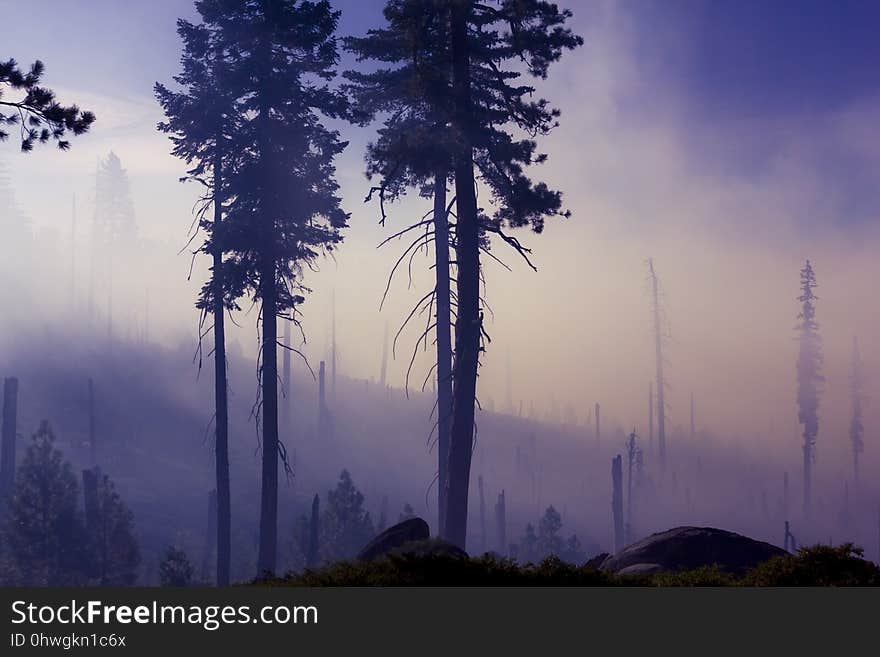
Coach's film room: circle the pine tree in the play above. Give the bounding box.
[537,505,563,558]
[159,546,195,587]
[0,58,95,151]
[87,472,141,585]
[156,13,242,587]
[2,421,89,585]
[849,336,864,490]
[796,260,822,519]
[343,0,455,533]
[320,470,375,562]
[195,0,352,577]
[443,0,581,549]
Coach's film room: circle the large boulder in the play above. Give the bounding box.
[600,526,786,576]
[357,517,431,561]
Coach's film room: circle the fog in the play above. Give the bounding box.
[1,0,879,580]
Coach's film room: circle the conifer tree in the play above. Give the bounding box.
[195,0,352,576]
[87,472,141,586]
[2,422,88,585]
[849,336,864,490]
[344,0,455,533]
[796,260,822,519]
[0,58,94,151]
[156,14,241,587]
[443,0,581,548]
[320,470,374,562]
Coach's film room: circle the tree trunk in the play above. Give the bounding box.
[594,402,600,447]
[87,377,96,467]
[202,489,218,584]
[0,377,18,498]
[648,381,653,454]
[802,442,811,520]
[612,455,624,553]
[444,0,480,550]
[212,146,231,587]
[495,489,506,555]
[432,170,452,535]
[307,493,320,568]
[649,260,666,470]
[283,313,292,425]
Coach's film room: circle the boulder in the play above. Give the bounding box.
[600,526,786,576]
[357,517,431,561]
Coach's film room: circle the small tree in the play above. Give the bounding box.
[2,421,88,585]
[320,470,375,562]
[0,58,94,151]
[88,473,140,586]
[159,546,194,587]
[537,505,564,558]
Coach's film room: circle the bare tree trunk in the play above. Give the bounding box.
[0,377,18,498]
[690,392,695,441]
[594,402,600,448]
[88,377,96,467]
[612,455,624,553]
[494,489,506,555]
[783,471,789,520]
[444,0,481,549]
[307,493,320,568]
[283,314,292,424]
[432,170,452,535]
[257,251,279,576]
[318,360,327,439]
[212,147,231,587]
[379,322,388,388]
[802,443,811,520]
[648,381,653,454]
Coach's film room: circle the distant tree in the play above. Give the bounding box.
[156,12,242,587]
[518,522,538,563]
[647,259,668,470]
[320,470,375,562]
[196,0,352,577]
[398,503,415,523]
[560,534,586,565]
[849,336,865,489]
[92,151,136,339]
[88,473,140,586]
[158,546,195,587]
[443,0,582,548]
[0,58,95,151]
[537,505,564,557]
[796,260,822,519]
[2,421,88,585]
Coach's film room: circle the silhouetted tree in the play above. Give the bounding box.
[159,546,194,587]
[647,259,668,470]
[87,472,140,585]
[155,13,242,587]
[442,0,581,549]
[344,1,454,532]
[849,336,864,490]
[0,58,94,151]
[320,470,374,562]
[196,0,351,576]
[2,421,88,585]
[398,502,416,523]
[796,260,822,519]
[537,505,563,557]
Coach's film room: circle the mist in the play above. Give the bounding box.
[1,0,879,582]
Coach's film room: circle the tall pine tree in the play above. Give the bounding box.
[796,260,822,520]
[443,0,581,548]
[156,15,242,587]
[344,0,455,534]
[197,0,351,576]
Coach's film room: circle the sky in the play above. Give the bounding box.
[2,0,880,478]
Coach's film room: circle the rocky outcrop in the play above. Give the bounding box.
[356,517,431,561]
[600,526,786,576]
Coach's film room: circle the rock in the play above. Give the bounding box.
[385,538,467,560]
[357,517,431,561]
[600,526,786,576]
[583,552,610,570]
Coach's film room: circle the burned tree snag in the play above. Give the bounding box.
[612,454,624,553]
[0,377,18,498]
